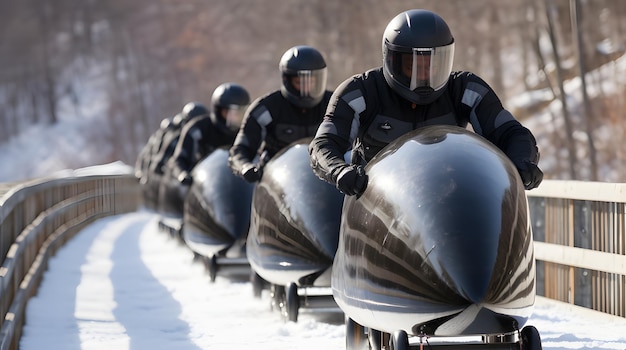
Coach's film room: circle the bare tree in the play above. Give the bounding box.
[540,0,578,179]
[570,0,598,181]
[1,0,625,180]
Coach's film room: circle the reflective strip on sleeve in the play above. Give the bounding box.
[344,90,366,114]
[343,90,365,143]
[251,106,271,145]
[190,128,202,141]
[462,82,488,135]
[315,120,338,137]
[494,109,515,128]
[252,106,272,127]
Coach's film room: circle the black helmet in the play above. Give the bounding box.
[382,9,455,105]
[159,117,172,130]
[210,82,250,132]
[171,112,186,127]
[182,102,209,119]
[279,45,328,108]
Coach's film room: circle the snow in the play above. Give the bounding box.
[17,210,626,350]
[19,211,345,350]
[0,117,113,183]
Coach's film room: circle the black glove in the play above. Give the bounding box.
[241,163,262,183]
[177,171,193,186]
[336,165,368,196]
[515,160,543,190]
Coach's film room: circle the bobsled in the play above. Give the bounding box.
[182,147,254,282]
[334,125,542,350]
[246,138,344,321]
[141,172,162,211]
[155,171,188,239]
[154,153,188,238]
[158,172,187,218]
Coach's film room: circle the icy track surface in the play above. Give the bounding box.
[20,211,626,350]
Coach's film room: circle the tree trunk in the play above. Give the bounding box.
[570,0,598,181]
[544,0,577,179]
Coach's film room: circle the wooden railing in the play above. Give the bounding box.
[0,173,140,350]
[527,180,626,318]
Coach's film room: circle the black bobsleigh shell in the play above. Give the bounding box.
[183,148,254,258]
[246,138,345,287]
[333,125,535,336]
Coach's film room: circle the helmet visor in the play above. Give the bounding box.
[222,105,248,131]
[283,68,327,103]
[385,43,454,92]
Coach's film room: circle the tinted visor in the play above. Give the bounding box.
[221,105,248,132]
[283,68,327,102]
[384,43,454,92]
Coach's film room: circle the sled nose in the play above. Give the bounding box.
[423,215,498,304]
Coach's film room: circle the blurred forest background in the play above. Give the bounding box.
[1,0,625,182]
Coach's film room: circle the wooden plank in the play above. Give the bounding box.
[534,241,626,275]
[528,180,626,203]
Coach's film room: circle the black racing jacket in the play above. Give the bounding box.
[137,128,164,178]
[169,114,237,179]
[309,68,539,185]
[149,121,187,175]
[229,90,332,176]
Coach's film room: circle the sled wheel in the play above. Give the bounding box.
[345,317,367,350]
[368,328,383,350]
[286,283,299,322]
[520,325,542,350]
[250,271,264,298]
[389,330,409,350]
[208,255,218,282]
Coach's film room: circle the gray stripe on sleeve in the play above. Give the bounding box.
[343,90,365,143]
[462,82,488,135]
[251,106,271,142]
[315,121,338,137]
[494,109,515,128]
[253,106,272,127]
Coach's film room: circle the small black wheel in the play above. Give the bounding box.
[250,271,265,298]
[521,325,542,350]
[345,317,367,350]
[286,283,300,322]
[389,330,409,350]
[208,255,218,282]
